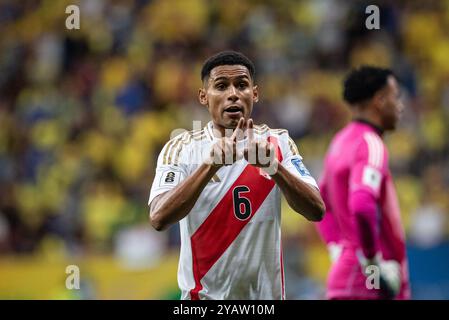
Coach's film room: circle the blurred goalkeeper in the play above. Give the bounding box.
[316,66,411,300]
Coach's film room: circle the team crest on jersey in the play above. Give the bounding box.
[291,158,311,177]
[159,170,181,187]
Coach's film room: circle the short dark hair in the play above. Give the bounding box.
[201,50,256,81]
[343,66,395,105]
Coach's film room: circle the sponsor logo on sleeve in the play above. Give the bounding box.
[362,165,382,192]
[159,170,180,187]
[165,172,175,183]
[291,158,311,177]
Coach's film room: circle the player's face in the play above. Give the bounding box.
[199,65,258,132]
[380,76,403,131]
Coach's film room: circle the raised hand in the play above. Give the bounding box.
[207,117,245,168]
[244,119,277,174]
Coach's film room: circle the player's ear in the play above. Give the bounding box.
[373,90,386,111]
[198,88,208,106]
[252,85,259,103]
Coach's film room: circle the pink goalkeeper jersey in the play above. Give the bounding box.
[316,120,410,299]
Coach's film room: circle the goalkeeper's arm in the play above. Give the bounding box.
[350,189,401,299]
[315,176,342,263]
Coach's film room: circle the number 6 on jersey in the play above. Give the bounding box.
[232,186,252,220]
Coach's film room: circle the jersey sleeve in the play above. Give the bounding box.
[349,132,386,199]
[275,131,319,189]
[349,133,387,259]
[148,134,190,206]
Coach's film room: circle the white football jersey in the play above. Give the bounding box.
[148,121,318,300]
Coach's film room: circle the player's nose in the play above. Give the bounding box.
[227,85,238,101]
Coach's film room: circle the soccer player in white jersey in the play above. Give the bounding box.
[148,51,325,300]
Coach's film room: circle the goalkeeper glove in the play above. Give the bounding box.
[327,242,343,263]
[356,250,401,299]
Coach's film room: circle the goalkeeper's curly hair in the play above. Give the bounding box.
[343,66,395,105]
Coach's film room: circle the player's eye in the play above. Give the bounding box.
[238,82,248,89]
[215,83,226,90]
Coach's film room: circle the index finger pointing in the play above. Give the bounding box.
[231,117,245,141]
[247,118,254,142]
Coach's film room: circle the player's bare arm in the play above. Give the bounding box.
[243,119,325,222]
[271,162,325,221]
[149,119,245,231]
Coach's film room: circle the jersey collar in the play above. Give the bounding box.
[353,118,384,136]
[205,121,251,142]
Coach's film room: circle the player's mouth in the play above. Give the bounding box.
[224,105,243,117]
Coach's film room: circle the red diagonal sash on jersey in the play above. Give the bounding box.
[268,135,283,162]
[190,136,282,300]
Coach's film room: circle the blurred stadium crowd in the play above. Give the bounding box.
[0,0,448,298]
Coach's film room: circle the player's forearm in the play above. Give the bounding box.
[271,162,325,221]
[350,190,380,259]
[149,163,219,231]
